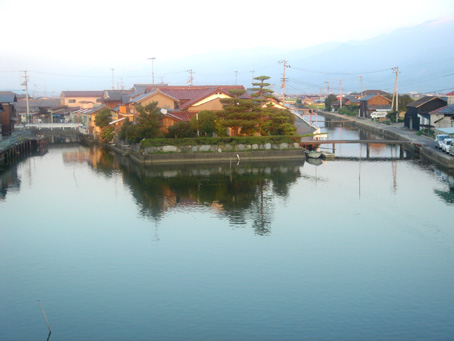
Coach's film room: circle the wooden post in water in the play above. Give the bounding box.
[366,144,370,159]
[399,144,404,159]
[38,300,52,334]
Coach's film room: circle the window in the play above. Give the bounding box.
[68,99,76,103]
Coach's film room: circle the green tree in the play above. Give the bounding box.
[249,76,273,108]
[219,90,259,136]
[166,121,195,138]
[94,108,112,128]
[262,109,296,135]
[118,102,163,143]
[324,94,337,111]
[99,126,114,143]
[189,110,217,137]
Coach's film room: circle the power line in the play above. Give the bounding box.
[291,66,391,75]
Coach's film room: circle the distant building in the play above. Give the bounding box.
[60,91,103,108]
[0,91,18,136]
[359,95,392,119]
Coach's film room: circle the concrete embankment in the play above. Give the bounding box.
[110,143,306,165]
[318,110,454,169]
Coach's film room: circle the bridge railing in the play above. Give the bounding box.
[15,123,83,130]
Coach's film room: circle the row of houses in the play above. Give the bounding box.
[326,89,454,130]
[2,84,286,138]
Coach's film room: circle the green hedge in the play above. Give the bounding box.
[141,135,303,148]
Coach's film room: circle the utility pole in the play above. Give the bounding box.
[278,59,290,102]
[234,71,238,85]
[392,66,400,122]
[360,75,363,97]
[339,79,343,109]
[187,69,194,86]
[324,81,329,94]
[110,68,115,90]
[250,71,255,84]
[21,71,30,124]
[148,57,156,84]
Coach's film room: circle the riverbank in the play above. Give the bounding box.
[318,110,454,169]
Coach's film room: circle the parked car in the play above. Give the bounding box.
[441,138,454,153]
[434,134,449,149]
[449,143,454,156]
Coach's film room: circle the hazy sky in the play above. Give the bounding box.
[1,0,453,93]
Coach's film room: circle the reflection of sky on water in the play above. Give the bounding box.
[303,113,410,158]
[2,146,454,340]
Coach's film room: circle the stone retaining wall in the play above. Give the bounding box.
[142,142,300,154]
[124,142,304,165]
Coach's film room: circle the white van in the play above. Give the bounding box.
[370,111,388,119]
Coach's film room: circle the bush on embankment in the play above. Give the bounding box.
[140,135,303,148]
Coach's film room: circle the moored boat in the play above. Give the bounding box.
[305,150,322,159]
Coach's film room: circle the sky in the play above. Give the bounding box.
[1,0,454,94]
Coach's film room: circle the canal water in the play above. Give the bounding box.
[1,139,454,339]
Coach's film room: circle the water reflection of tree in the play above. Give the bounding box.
[120,161,303,235]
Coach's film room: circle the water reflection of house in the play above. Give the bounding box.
[0,166,20,201]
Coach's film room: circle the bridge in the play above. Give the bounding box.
[16,123,83,130]
[300,139,421,146]
[300,139,422,159]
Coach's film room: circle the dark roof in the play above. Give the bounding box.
[145,85,250,101]
[0,91,18,103]
[61,91,104,98]
[429,106,447,115]
[128,89,180,104]
[439,104,454,115]
[164,110,197,122]
[103,89,134,101]
[178,88,231,110]
[360,94,391,103]
[361,90,390,97]
[407,96,446,108]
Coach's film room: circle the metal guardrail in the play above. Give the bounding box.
[15,123,82,130]
[0,131,34,152]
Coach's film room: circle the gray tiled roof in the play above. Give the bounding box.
[439,104,454,114]
[0,92,18,103]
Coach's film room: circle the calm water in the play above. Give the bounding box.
[1,142,454,340]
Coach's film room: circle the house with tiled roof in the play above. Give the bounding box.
[404,96,447,130]
[102,90,135,108]
[121,89,180,117]
[359,94,392,119]
[144,85,250,110]
[60,91,104,108]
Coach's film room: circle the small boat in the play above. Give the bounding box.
[305,150,322,159]
[306,157,323,166]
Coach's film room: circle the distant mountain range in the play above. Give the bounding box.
[4,18,453,96]
[159,17,454,95]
